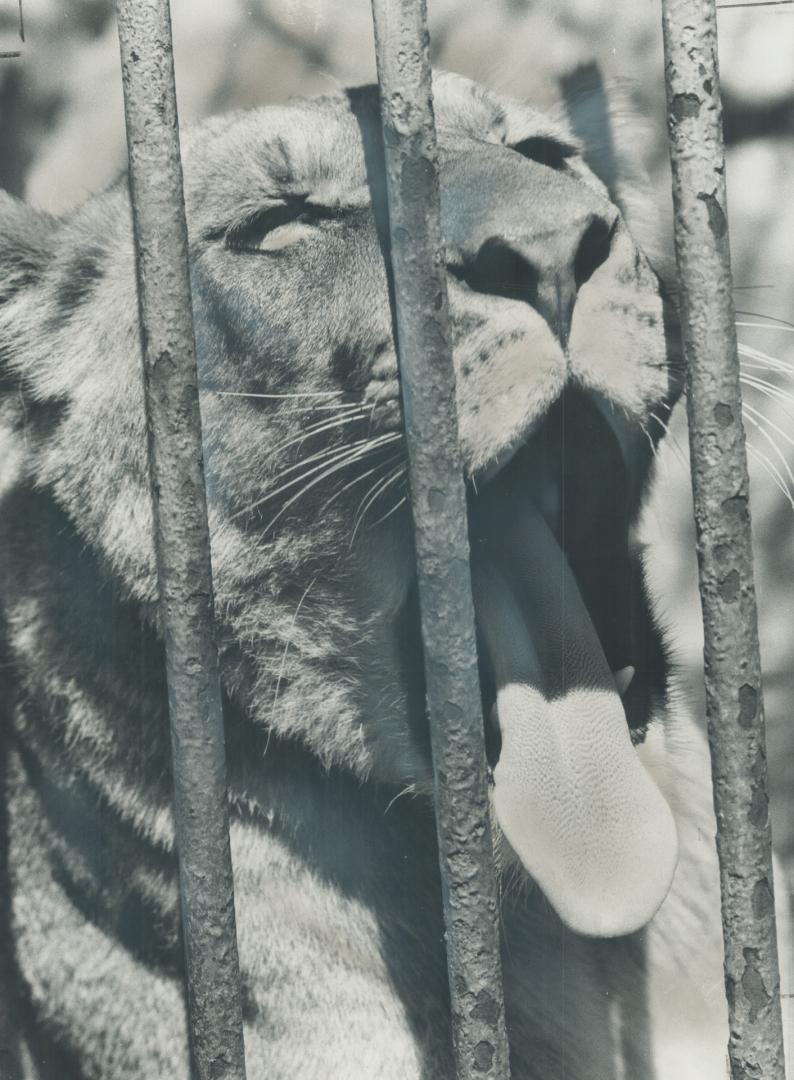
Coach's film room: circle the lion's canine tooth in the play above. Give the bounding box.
[613,665,635,696]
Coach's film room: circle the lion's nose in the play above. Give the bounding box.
[449,216,616,349]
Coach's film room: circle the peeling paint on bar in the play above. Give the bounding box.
[369,2,511,1077]
[661,3,786,1079]
[114,3,247,1078]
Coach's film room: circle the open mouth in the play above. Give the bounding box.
[467,389,678,937]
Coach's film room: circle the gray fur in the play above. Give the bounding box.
[0,74,789,1079]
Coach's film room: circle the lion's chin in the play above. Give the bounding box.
[468,394,678,938]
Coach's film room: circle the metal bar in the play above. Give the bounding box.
[114,3,247,1078]
[369,2,510,1077]
[660,3,786,1079]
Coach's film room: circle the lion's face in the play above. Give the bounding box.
[176,75,682,936]
[0,74,682,937]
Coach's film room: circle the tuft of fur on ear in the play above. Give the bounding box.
[557,65,677,289]
[0,190,57,306]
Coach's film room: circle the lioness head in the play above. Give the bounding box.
[0,73,682,937]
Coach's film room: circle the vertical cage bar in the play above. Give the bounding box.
[369,2,510,1078]
[661,3,786,1079]
[114,3,247,1078]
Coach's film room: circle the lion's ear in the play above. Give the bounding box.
[0,190,57,305]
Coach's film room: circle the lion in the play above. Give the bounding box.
[0,72,789,1079]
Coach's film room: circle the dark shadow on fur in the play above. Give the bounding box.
[345,87,401,366]
[15,741,183,979]
[0,484,187,1077]
[225,702,454,1078]
[0,624,25,1078]
[0,627,84,1080]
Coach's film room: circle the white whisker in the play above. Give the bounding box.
[210,391,364,416]
[261,412,371,477]
[244,437,382,514]
[648,412,689,471]
[319,451,404,516]
[741,371,794,400]
[212,390,346,400]
[736,309,794,330]
[352,463,405,529]
[350,462,406,543]
[745,442,794,509]
[259,434,402,535]
[639,420,669,477]
[742,409,794,498]
[740,373,794,427]
[739,342,794,379]
[384,783,417,816]
[743,400,794,451]
[234,432,399,521]
[278,402,368,412]
[268,575,318,746]
[737,321,794,334]
[367,493,408,530]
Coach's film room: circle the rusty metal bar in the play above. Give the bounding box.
[369,2,510,1077]
[114,3,247,1078]
[661,3,786,1078]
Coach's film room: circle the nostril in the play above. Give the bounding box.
[448,217,616,347]
[574,217,616,289]
[451,238,539,308]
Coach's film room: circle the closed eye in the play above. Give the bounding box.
[510,137,572,171]
[226,197,338,254]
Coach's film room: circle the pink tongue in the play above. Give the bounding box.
[471,498,677,937]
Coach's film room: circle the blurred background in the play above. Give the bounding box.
[1,0,792,888]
